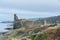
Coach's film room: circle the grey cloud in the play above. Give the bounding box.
[0,0,60,12]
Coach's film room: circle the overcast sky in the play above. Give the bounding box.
[0,0,60,21]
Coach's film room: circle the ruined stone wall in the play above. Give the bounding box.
[13,14,44,29]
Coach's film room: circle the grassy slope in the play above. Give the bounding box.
[3,25,60,40]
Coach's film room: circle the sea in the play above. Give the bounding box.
[0,23,13,32]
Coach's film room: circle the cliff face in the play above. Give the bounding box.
[38,15,60,24]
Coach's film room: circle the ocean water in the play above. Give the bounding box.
[0,23,13,32]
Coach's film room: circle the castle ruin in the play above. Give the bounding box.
[13,14,44,29]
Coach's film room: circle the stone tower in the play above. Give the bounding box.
[13,14,21,29]
[44,19,47,25]
[14,14,18,21]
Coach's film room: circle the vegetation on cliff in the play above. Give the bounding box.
[1,24,60,40]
